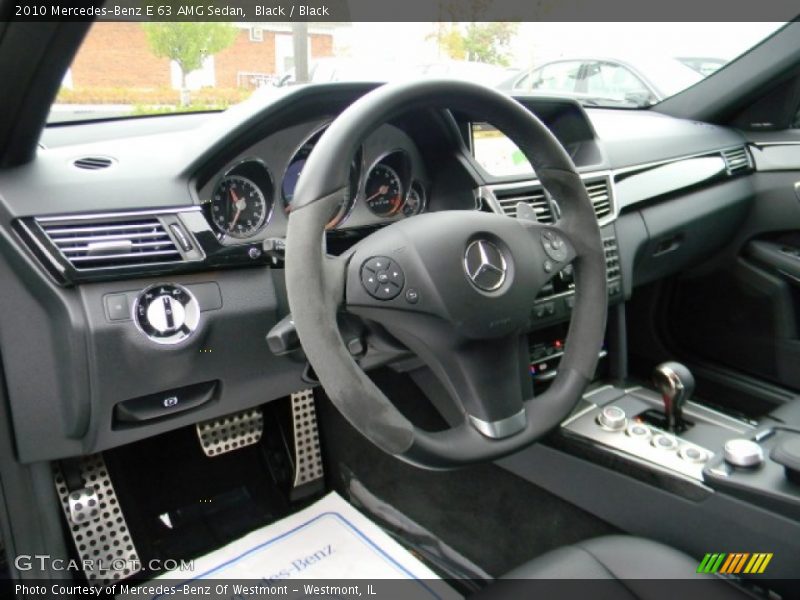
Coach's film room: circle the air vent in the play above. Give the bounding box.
[721,146,751,175]
[584,179,613,220]
[72,156,114,170]
[493,185,554,223]
[39,217,181,270]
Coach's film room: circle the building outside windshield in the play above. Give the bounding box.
[51,21,784,123]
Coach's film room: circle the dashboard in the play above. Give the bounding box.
[0,82,758,464]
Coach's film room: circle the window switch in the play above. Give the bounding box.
[104,294,130,321]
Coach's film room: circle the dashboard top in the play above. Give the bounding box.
[5,83,744,221]
[0,82,752,287]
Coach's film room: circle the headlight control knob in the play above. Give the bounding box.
[133,284,199,345]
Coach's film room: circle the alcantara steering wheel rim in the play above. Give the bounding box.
[285,80,607,469]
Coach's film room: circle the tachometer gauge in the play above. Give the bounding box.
[364,163,403,218]
[402,184,425,217]
[211,175,269,239]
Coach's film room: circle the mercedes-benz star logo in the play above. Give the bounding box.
[464,240,508,291]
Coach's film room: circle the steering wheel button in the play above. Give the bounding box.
[361,257,405,300]
[541,231,569,262]
[405,288,419,304]
[364,257,389,272]
[375,284,401,300]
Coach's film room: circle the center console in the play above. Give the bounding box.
[559,362,800,521]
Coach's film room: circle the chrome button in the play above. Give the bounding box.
[723,438,764,468]
[597,406,627,431]
[651,433,678,450]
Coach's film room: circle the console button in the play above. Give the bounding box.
[679,446,708,463]
[597,406,627,431]
[104,293,130,321]
[114,381,217,425]
[626,423,651,439]
[723,438,764,468]
[651,433,678,450]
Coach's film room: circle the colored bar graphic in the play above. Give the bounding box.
[701,552,773,574]
[697,553,714,573]
[757,554,773,574]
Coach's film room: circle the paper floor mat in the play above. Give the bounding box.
[119,492,460,600]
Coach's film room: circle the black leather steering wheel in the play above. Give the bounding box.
[285,80,607,469]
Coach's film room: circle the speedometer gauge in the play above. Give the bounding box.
[211,175,269,239]
[364,164,403,218]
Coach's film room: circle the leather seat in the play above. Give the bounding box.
[481,536,755,599]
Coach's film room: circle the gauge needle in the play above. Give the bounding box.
[390,195,402,215]
[365,185,389,203]
[229,188,245,231]
[230,188,247,211]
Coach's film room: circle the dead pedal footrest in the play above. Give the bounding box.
[196,408,264,457]
[291,389,324,488]
[53,454,141,585]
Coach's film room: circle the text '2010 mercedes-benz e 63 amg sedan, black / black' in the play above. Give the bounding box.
[0,9,798,600]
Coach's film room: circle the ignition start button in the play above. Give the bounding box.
[361,256,405,300]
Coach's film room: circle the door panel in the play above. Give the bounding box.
[668,143,800,393]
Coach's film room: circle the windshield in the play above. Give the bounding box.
[50,21,786,123]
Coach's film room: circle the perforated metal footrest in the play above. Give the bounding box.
[291,389,324,488]
[196,408,263,457]
[53,455,141,585]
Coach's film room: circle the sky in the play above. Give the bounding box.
[336,22,787,68]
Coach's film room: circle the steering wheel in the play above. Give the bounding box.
[285,80,607,469]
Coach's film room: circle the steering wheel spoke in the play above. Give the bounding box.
[393,327,532,439]
[322,252,349,308]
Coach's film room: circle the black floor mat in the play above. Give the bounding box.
[103,405,297,580]
[318,369,618,577]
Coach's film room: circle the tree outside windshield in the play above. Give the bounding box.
[50,21,785,123]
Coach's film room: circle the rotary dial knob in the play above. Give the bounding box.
[133,284,199,344]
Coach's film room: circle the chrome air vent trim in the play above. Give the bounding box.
[493,184,553,222]
[720,145,752,175]
[33,208,204,275]
[481,171,617,227]
[38,216,181,270]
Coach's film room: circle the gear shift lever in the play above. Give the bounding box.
[652,362,694,432]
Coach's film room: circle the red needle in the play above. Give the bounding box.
[229,187,243,231]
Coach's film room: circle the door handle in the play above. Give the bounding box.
[747,240,800,281]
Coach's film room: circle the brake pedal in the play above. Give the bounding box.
[53,454,141,585]
[291,389,324,494]
[196,408,263,457]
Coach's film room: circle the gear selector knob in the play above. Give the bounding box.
[653,362,695,432]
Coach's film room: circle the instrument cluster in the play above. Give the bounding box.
[202,122,428,243]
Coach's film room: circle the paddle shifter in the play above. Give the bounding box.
[652,362,695,432]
